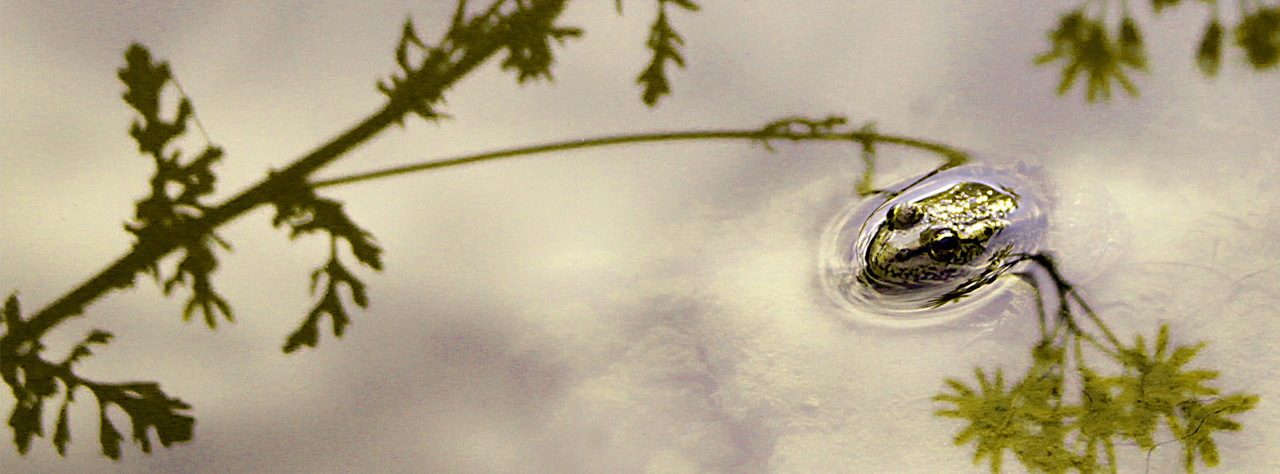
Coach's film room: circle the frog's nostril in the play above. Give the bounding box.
[821,164,1049,317]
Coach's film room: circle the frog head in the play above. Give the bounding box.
[860,182,1019,296]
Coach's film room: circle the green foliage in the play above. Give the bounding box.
[0,44,208,459]
[119,43,234,327]
[161,234,234,328]
[379,0,584,121]
[10,0,1260,468]
[271,183,382,353]
[637,0,699,106]
[1197,20,1224,76]
[496,0,584,82]
[90,382,195,458]
[1235,6,1280,69]
[935,255,1260,473]
[935,344,1083,474]
[380,18,450,122]
[0,295,194,459]
[282,253,370,353]
[1040,1,1280,101]
[1035,10,1145,102]
[7,0,712,459]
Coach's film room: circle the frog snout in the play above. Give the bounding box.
[894,247,924,261]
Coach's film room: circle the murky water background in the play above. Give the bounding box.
[3,1,1278,473]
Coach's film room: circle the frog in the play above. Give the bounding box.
[821,163,1050,318]
[860,182,1019,295]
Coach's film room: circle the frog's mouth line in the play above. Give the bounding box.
[858,261,967,292]
[819,163,1051,323]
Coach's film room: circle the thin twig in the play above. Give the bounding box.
[1015,253,1120,358]
[168,72,212,146]
[311,128,968,188]
[18,0,526,340]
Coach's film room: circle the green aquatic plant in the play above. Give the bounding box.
[935,255,1260,473]
[2,0,1265,466]
[1035,9,1146,102]
[1,0,970,460]
[1038,0,1280,102]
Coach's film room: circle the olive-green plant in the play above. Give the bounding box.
[1,0,1263,468]
[1038,0,1280,102]
[0,0,974,460]
[935,254,1260,473]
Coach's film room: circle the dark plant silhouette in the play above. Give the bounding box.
[0,0,1262,468]
[0,0,973,460]
[935,254,1259,473]
[1039,0,1280,102]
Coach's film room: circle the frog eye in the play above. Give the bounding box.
[887,203,922,230]
[926,229,960,260]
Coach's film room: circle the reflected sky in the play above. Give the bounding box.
[2,1,1279,473]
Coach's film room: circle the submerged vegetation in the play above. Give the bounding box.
[0,0,969,460]
[935,255,1260,473]
[1037,0,1280,102]
[0,0,1265,470]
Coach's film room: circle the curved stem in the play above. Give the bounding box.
[1069,289,1122,351]
[1015,273,1050,340]
[15,2,523,341]
[1015,253,1120,358]
[311,128,968,189]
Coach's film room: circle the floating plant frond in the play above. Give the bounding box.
[933,256,1260,473]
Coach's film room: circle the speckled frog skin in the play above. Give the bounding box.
[822,163,1049,317]
[861,182,1019,292]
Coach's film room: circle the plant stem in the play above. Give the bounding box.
[17,5,519,340]
[311,129,968,189]
[1017,253,1121,358]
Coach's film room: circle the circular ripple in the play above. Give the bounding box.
[820,163,1051,326]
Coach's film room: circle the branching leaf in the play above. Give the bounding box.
[638,8,687,106]
[283,256,369,354]
[117,44,233,330]
[161,236,234,328]
[2,293,196,460]
[381,1,583,122]
[378,16,452,122]
[1174,394,1259,472]
[272,184,383,271]
[938,319,1259,474]
[271,181,380,353]
[498,0,583,83]
[1071,365,1125,473]
[1114,326,1221,419]
[1036,9,1149,102]
[62,330,114,367]
[118,43,187,156]
[91,382,195,457]
[934,368,1029,473]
